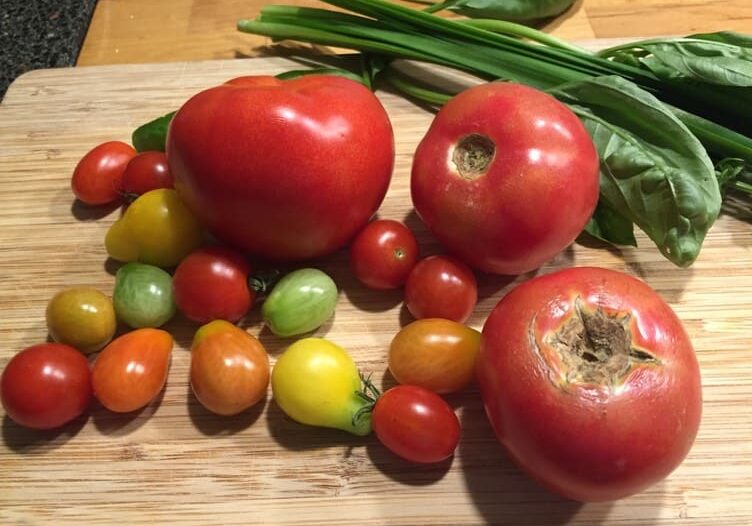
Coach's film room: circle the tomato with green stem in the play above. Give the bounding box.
[371,384,461,464]
[350,219,419,290]
[173,246,253,324]
[1,343,92,430]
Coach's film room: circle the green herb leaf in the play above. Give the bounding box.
[551,75,721,267]
[132,111,176,152]
[689,31,752,49]
[633,40,752,87]
[439,0,575,21]
[584,200,637,247]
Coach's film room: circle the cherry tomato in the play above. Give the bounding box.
[92,328,173,413]
[404,255,478,323]
[349,219,419,290]
[71,141,136,205]
[389,319,480,394]
[411,82,599,275]
[262,268,337,337]
[113,262,176,328]
[173,246,253,324]
[104,188,204,268]
[372,385,461,464]
[190,320,270,415]
[122,151,174,197]
[1,343,92,429]
[46,287,117,354]
[478,267,702,502]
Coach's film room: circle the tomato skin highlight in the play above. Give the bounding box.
[190,320,270,416]
[168,75,394,262]
[477,266,702,502]
[173,246,253,324]
[1,343,92,430]
[71,141,136,205]
[404,255,478,323]
[349,219,419,290]
[389,318,481,394]
[411,82,599,275]
[92,328,173,413]
[372,385,461,464]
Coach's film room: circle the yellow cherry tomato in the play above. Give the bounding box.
[271,338,372,436]
[105,188,203,268]
[46,287,117,354]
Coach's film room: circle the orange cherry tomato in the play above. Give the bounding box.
[190,320,270,415]
[389,318,481,394]
[92,328,173,413]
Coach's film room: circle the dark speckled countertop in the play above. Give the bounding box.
[1,0,97,101]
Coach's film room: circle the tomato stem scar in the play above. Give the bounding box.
[452,134,495,180]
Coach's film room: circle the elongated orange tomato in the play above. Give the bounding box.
[92,328,173,413]
[190,320,270,416]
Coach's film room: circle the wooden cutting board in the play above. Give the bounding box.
[1,53,751,526]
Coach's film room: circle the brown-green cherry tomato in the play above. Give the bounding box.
[389,318,481,394]
[46,287,117,354]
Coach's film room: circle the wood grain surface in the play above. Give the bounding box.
[76,0,752,67]
[1,52,751,525]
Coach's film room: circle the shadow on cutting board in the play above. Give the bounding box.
[2,412,87,453]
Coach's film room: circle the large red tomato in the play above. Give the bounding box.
[411,82,599,275]
[477,267,702,502]
[167,75,394,261]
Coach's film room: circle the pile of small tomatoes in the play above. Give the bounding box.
[0,74,703,503]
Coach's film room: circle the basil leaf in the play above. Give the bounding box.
[584,200,637,247]
[689,31,752,49]
[551,75,721,267]
[636,41,752,87]
[132,111,176,152]
[443,0,574,22]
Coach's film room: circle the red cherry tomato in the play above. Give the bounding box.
[1,343,92,429]
[349,219,419,290]
[411,82,599,275]
[173,246,254,324]
[71,141,136,205]
[122,151,174,197]
[404,255,478,323]
[92,328,173,413]
[372,385,461,464]
[478,267,702,502]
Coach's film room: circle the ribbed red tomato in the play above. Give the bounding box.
[411,82,599,275]
[477,267,702,502]
[168,75,394,261]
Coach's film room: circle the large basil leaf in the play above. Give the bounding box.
[584,199,637,247]
[551,76,721,267]
[638,41,752,87]
[443,0,574,22]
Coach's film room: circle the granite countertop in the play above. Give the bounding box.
[0,0,97,101]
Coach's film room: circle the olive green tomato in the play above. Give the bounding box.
[262,268,337,337]
[113,262,176,328]
[46,287,117,354]
[272,337,372,436]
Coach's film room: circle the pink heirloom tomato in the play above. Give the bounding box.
[477,267,702,502]
[411,82,599,275]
